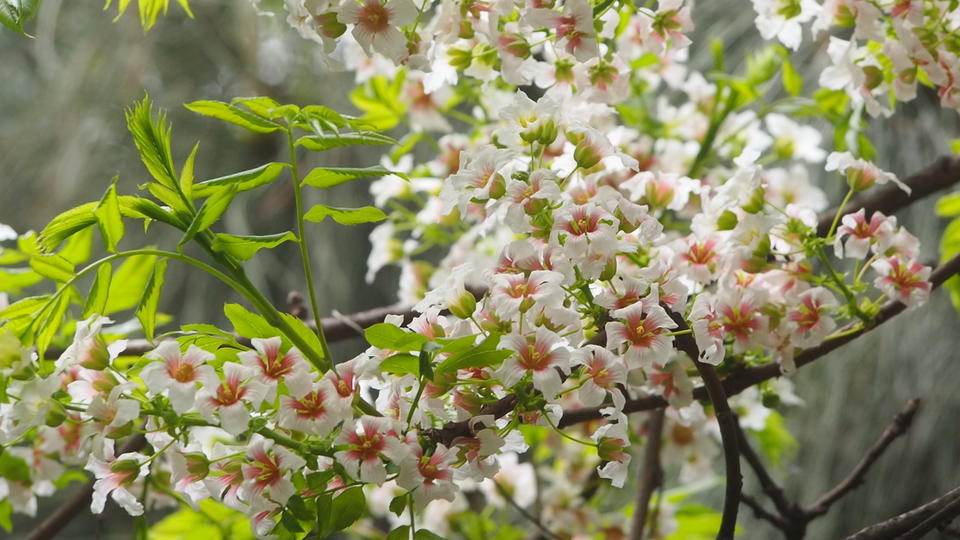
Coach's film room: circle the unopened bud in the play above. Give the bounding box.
[741,186,766,214]
[846,167,877,191]
[80,336,111,370]
[448,290,477,319]
[574,139,602,169]
[315,12,346,38]
[599,257,618,281]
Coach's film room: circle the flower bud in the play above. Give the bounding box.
[741,186,766,214]
[45,406,67,427]
[846,167,877,191]
[448,289,477,319]
[315,12,346,39]
[488,173,507,199]
[80,336,111,371]
[574,139,602,169]
[599,257,618,281]
[644,179,675,210]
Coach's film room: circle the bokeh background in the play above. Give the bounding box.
[1,1,958,538]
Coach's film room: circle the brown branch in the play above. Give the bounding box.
[741,493,787,530]
[735,420,794,518]
[804,398,921,517]
[561,251,960,427]
[631,408,666,540]
[899,495,960,540]
[816,154,960,236]
[665,309,741,540]
[24,433,147,540]
[844,486,960,540]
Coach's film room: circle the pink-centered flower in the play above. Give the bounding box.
[277,379,342,436]
[335,416,408,484]
[491,269,565,318]
[195,362,269,436]
[497,327,571,400]
[787,287,838,347]
[833,209,896,259]
[238,337,312,401]
[397,444,458,507]
[241,438,306,505]
[337,0,417,62]
[872,257,932,308]
[571,345,626,407]
[140,342,218,414]
[605,302,678,369]
[85,447,149,516]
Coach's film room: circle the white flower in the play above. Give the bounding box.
[141,343,218,414]
[338,0,417,62]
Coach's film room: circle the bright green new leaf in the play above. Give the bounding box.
[119,195,185,228]
[781,58,802,96]
[149,499,254,540]
[231,96,297,121]
[105,254,158,314]
[379,353,420,376]
[0,268,42,294]
[29,253,75,283]
[303,204,387,225]
[299,104,349,129]
[104,0,193,31]
[365,323,428,352]
[349,75,407,130]
[278,312,324,360]
[0,295,49,321]
[0,452,30,482]
[126,96,180,189]
[0,0,39,35]
[185,100,283,133]
[435,334,510,375]
[35,293,69,360]
[180,184,238,246]
[937,193,960,217]
[192,162,288,198]
[301,166,407,189]
[224,303,278,339]
[179,142,199,200]
[296,131,398,152]
[136,258,167,342]
[94,178,126,253]
[0,499,10,533]
[210,231,298,261]
[83,263,113,318]
[39,203,99,252]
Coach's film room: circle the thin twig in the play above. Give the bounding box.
[734,420,793,517]
[898,495,960,540]
[631,408,666,540]
[741,493,787,529]
[665,308,741,540]
[844,486,960,539]
[805,399,921,517]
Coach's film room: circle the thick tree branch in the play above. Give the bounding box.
[805,398,921,517]
[844,486,960,540]
[631,408,666,540]
[817,154,960,236]
[735,420,793,518]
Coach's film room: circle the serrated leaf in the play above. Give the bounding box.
[211,232,297,261]
[180,184,238,246]
[0,268,42,293]
[94,178,126,253]
[59,227,94,265]
[36,293,69,359]
[296,132,397,152]
[435,334,509,375]
[105,254,157,314]
[136,258,166,342]
[179,142,199,200]
[29,253,75,283]
[192,163,288,198]
[83,264,113,318]
[364,323,428,352]
[232,97,299,121]
[303,204,386,225]
[224,303,279,339]
[301,166,407,189]
[118,195,184,228]
[39,203,99,252]
[349,75,407,131]
[185,100,283,134]
[126,95,179,189]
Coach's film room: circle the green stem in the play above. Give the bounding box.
[286,128,334,364]
[816,246,870,323]
[826,188,855,241]
[686,85,739,178]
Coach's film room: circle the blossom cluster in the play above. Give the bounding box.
[0,0,948,538]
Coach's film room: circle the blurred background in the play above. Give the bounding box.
[1,1,958,538]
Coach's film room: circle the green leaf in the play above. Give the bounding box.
[105,0,194,31]
[232,97,299,121]
[119,195,184,228]
[303,204,386,225]
[185,100,283,134]
[364,323,428,352]
[0,499,10,533]
[224,303,279,339]
[418,347,435,380]
[301,166,407,189]
[126,95,179,189]
[415,531,446,540]
[180,184,238,246]
[349,75,407,131]
[950,139,960,154]
[380,353,419,376]
[278,312,324,360]
[192,163,288,198]
[105,254,157,314]
[386,526,411,540]
[35,293,69,359]
[0,295,49,321]
[29,253,75,283]
[59,227,94,265]
[211,232,297,261]
[83,263,113,318]
[753,411,797,466]
[296,132,398,152]
[0,452,30,482]
[0,0,39,35]
[937,193,960,217]
[298,105,348,129]
[0,268,42,293]
[781,58,802,96]
[149,499,254,540]
[329,487,365,533]
[39,203,99,251]
[435,334,509,375]
[388,495,407,517]
[136,258,167,342]
[179,142,199,200]
[716,209,739,231]
[94,178,126,253]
